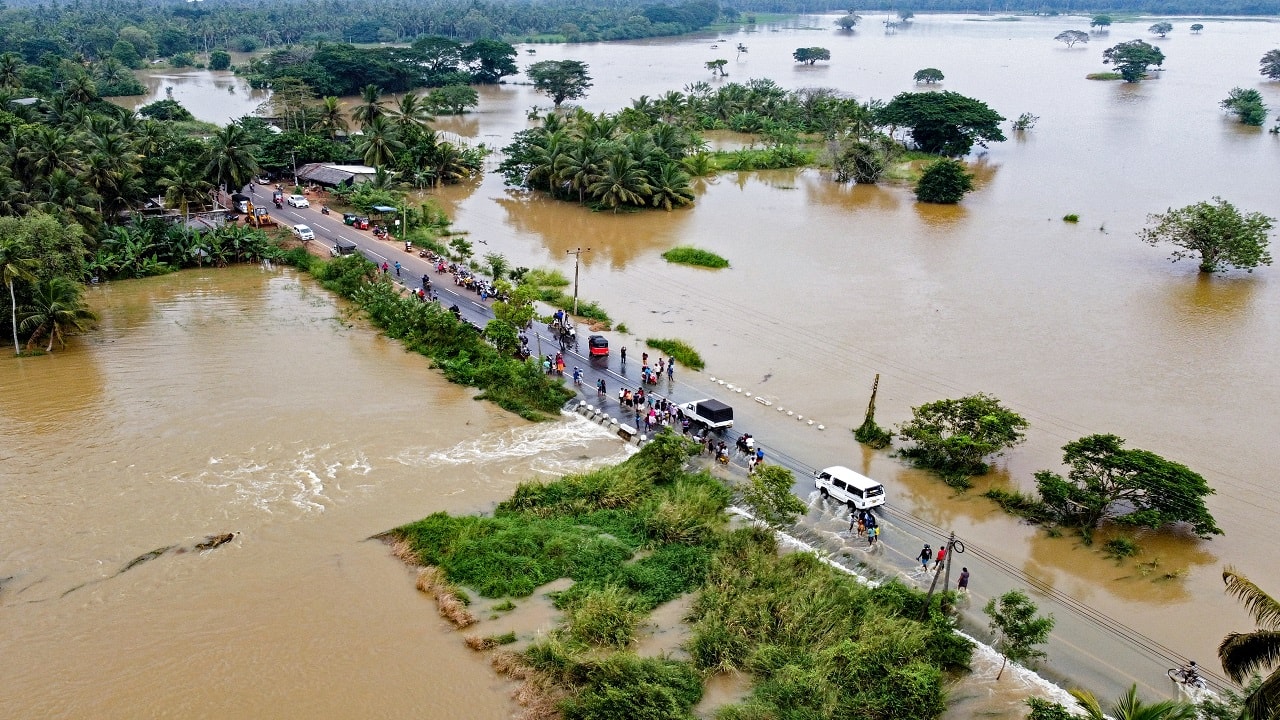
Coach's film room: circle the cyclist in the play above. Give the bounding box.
[1178,661,1203,687]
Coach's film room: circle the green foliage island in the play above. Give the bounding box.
[387,432,974,720]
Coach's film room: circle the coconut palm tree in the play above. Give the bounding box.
[386,93,434,134]
[0,53,23,90]
[427,142,469,187]
[351,84,385,129]
[1220,568,1280,720]
[0,166,29,216]
[649,163,695,211]
[554,140,604,202]
[354,116,404,168]
[586,152,652,211]
[64,72,98,105]
[34,169,101,228]
[18,276,97,352]
[1071,685,1198,720]
[0,235,40,354]
[315,96,348,139]
[18,125,83,182]
[204,123,260,192]
[159,160,213,216]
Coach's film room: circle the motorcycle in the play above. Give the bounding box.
[371,226,387,238]
[419,249,429,258]
[404,241,413,252]
[320,205,330,215]
[274,200,282,209]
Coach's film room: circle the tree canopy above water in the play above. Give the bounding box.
[875,91,1006,156]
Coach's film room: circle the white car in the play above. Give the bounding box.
[287,194,310,208]
[814,466,886,510]
[291,224,315,242]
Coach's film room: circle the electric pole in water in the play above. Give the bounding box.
[566,247,590,315]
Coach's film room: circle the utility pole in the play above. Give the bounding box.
[566,247,590,315]
[290,150,298,188]
[922,531,964,617]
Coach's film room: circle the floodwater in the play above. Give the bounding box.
[110,67,268,125]
[12,10,1280,714]
[0,267,633,717]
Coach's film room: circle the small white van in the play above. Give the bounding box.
[814,466,886,510]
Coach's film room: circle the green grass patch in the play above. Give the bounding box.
[301,254,573,420]
[661,246,729,269]
[1086,72,1124,80]
[644,338,704,371]
[1104,537,1140,560]
[386,428,972,720]
[536,289,612,328]
[615,322,629,334]
[493,599,516,612]
[1063,214,1080,223]
[524,267,571,288]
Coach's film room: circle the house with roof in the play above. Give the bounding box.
[296,163,379,189]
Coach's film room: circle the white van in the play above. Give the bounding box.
[291,224,315,242]
[814,466,886,510]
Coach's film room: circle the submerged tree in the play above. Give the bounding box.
[1191,23,1205,34]
[792,47,831,65]
[985,590,1054,680]
[1149,22,1174,38]
[1221,87,1268,126]
[1102,40,1165,83]
[1033,434,1222,538]
[1055,30,1090,49]
[705,59,727,77]
[1,236,40,355]
[913,67,945,84]
[1139,197,1274,273]
[1262,49,1280,80]
[876,90,1005,156]
[915,158,973,204]
[834,14,861,30]
[1090,15,1112,31]
[852,374,892,448]
[528,59,593,108]
[18,276,97,352]
[897,392,1028,487]
[1219,568,1280,720]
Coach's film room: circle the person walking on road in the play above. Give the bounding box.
[422,273,430,290]
[572,367,582,387]
[394,261,401,277]
[917,544,932,570]
[620,347,627,363]
[381,261,389,274]
[667,358,675,380]
[933,544,947,571]
[957,568,970,593]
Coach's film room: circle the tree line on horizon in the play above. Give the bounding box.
[728,0,1280,15]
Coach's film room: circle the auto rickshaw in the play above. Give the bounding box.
[343,213,358,226]
[354,216,370,230]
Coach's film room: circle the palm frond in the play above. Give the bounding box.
[1225,568,1280,630]
[1219,630,1280,684]
[1244,668,1280,720]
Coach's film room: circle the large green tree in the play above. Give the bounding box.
[1034,434,1222,537]
[1220,568,1280,720]
[897,393,1029,487]
[875,91,1006,156]
[792,47,831,65]
[354,116,405,168]
[1262,49,1280,80]
[1149,21,1174,38]
[1102,40,1165,83]
[1139,197,1274,273]
[739,464,807,528]
[527,60,593,108]
[462,39,518,84]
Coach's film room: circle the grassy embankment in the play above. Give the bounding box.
[1086,72,1124,80]
[523,268,613,329]
[281,249,573,420]
[661,247,729,269]
[645,338,705,370]
[387,432,973,719]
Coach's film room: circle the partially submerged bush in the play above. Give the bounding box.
[661,246,730,268]
[645,338,704,370]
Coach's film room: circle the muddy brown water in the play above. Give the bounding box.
[16,11,1280,715]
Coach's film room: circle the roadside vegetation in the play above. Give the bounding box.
[661,247,729,269]
[284,251,573,420]
[644,338,704,370]
[386,431,973,719]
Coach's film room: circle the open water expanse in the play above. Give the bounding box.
[27,11,1280,715]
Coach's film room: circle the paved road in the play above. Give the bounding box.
[274,195,1220,700]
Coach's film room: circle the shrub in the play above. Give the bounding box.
[560,654,703,720]
[897,393,1029,487]
[915,159,974,204]
[661,246,729,268]
[644,338,704,370]
[1104,537,1140,560]
[982,488,1052,523]
[1063,214,1080,223]
[563,585,644,647]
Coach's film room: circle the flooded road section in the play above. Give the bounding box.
[0,268,633,718]
[430,14,1279,691]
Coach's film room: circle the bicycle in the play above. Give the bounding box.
[1167,667,1207,691]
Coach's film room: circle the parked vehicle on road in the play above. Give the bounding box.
[682,399,734,431]
[814,466,885,510]
[287,194,310,208]
[291,224,315,242]
[331,240,358,256]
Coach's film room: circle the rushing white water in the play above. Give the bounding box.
[394,411,636,476]
[174,443,373,514]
